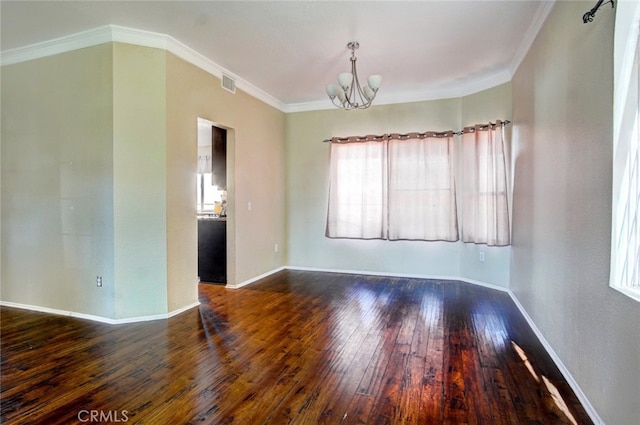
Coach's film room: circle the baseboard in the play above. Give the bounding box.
[505,293,604,425]
[0,301,119,324]
[0,266,604,424]
[284,266,602,424]
[0,300,200,325]
[284,265,511,292]
[167,301,201,319]
[225,266,287,289]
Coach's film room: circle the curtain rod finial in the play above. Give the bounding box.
[583,0,614,24]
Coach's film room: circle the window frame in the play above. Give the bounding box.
[611,2,640,301]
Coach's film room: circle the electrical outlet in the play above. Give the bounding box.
[96,276,103,287]
[248,201,252,211]
[274,243,279,253]
[479,252,485,262]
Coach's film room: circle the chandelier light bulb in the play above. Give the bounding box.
[363,86,375,101]
[326,83,339,98]
[338,72,353,90]
[367,75,382,90]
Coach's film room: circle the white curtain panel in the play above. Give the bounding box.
[326,139,388,239]
[387,135,459,241]
[326,124,509,245]
[461,126,510,246]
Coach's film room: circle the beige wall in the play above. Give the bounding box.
[4,13,636,420]
[1,44,116,317]
[511,2,640,423]
[1,42,287,319]
[112,43,168,318]
[285,85,512,287]
[165,50,287,296]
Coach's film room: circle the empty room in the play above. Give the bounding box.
[1,1,638,424]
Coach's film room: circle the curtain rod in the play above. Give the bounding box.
[583,0,614,23]
[322,120,510,143]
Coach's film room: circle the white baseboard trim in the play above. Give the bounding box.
[505,293,604,425]
[167,301,201,319]
[225,266,287,289]
[0,300,200,325]
[1,266,602,424]
[284,265,510,292]
[282,265,603,424]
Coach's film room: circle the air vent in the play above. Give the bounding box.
[222,74,236,93]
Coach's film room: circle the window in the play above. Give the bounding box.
[460,125,510,246]
[197,152,225,214]
[387,136,458,241]
[197,173,223,213]
[326,139,388,239]
[611,3,640,301]
[326,125,510,244]
[326,134,458,241]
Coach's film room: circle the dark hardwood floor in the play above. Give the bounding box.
[1,270,592,424]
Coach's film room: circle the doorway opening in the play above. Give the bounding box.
[196,117,235,286]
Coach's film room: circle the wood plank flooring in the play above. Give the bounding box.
[1,270,593,424]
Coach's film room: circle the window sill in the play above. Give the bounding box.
[610,284,640,302]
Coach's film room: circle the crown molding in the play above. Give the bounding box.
[0,25,287,112]
[509,0,556,75]
[0,25,114,66]
[154,27,286,111]
[2,5,554,115]
[285,68,513,113]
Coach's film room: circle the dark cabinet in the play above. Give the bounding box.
[198,219,226,283]
[211,126,227,189]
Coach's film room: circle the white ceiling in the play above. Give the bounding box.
[0,1,555,111]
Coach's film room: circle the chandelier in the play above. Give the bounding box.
[326,42,382,110]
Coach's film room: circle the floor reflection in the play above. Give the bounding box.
[511,341,540,382]
[0,271,594,424]
[346,285,378,327]
[511,340,578,425]
[542,375,578,425]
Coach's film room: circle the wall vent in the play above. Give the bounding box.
[222,74,236,93]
